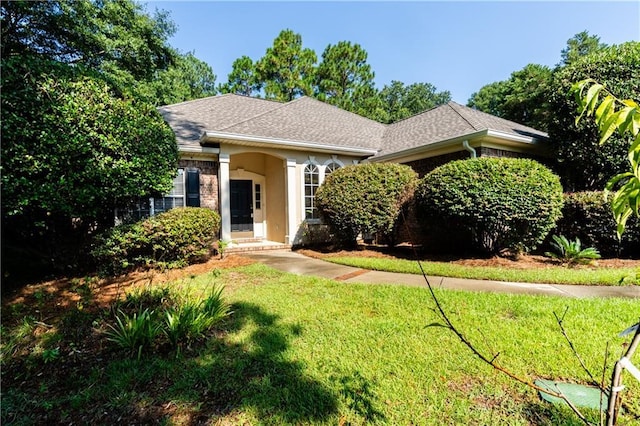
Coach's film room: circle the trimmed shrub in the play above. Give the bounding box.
[553,191,640,258]
[315,163,418,247]
[416,158,564,255]
[93,207,221,275]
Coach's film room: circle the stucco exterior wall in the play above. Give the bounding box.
[265,155,286,243]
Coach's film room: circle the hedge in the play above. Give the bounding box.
[552,191,639,258]
[415,158,564,255]
[92,207,221,275]
[315,163,418,247]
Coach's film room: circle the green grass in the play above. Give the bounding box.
[324,255,639,285]
[2,264,639,425]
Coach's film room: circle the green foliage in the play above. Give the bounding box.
[105,308,161,358]
[379,80,451,124]
[314,41,381,117]
[92,207,221,275]
[467,63,552,131]
[560,31,607,66]
[163,303,211,346]
[1,54,178,279]
[1,0,177,86]
[255,29,317,101]
[1,57,178,221]
[146,51,217,106]
[106,284,229,355]
[315,163,418,247]
[554,192,640,257]
[218,55,262,96]
[544,235,601,265]
[570,78,640,239]
[548,41,640,191]
[0,54,178,279]
[163,286,229,347]
[214,240,231,259]
[416,158,564,255]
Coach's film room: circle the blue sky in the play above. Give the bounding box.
[146,1,640,103]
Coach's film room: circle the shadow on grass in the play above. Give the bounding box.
[163,301,339,424]
[2,302,386,424]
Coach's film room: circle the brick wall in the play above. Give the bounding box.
[178,159,219,212]
[404,151,470,177]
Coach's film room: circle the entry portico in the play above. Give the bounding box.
[209,136,376,245]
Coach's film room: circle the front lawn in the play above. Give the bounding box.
[304,249,640,286]
[2,262,639,425]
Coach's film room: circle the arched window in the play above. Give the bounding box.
[304,163,320,220]
[324,161,341,176]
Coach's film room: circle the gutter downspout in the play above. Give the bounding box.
[462,140,477,159]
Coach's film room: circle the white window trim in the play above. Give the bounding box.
[320,156,345,182]
[301,157,322,223]
[150,168,186,216]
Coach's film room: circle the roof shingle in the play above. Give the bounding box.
[158,95,547,156]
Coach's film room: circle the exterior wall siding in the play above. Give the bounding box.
[178,159,219,211]
[404,151,470,177]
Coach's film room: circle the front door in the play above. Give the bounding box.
[230,180,253,232]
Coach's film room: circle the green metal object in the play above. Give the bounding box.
[535,379,609,410]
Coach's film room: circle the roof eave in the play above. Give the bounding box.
[371,129,546,163]
[486,129,548,144]
[201,131,379,156]
[371,130,488,163]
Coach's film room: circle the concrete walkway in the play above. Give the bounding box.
[241,250,640,299]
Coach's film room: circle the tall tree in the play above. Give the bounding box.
[255,29,317,101]
[218,55,262,97]
[560,30,607,66]
[1,0,181,280]
[315,41,376,109]
[149,51,217,106]
[501,64,553,131]
[1,0,177,85]
[548,41,640,191]
[467,64,552,131]
[467,81,509,116]
[379,80,451,123]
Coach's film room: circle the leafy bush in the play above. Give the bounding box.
[547,41,640,191]
[164,285,230,347]
[553,191,640,258]
[106,284,230,356]
[545,235,601,265]
[92,207,221,275]
[315,163,418,247]
[416,158,564,255]
[105,308,161,359]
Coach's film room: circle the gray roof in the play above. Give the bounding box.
[159,94,547,157]
[158,94,282,146]
[378,102,548,157]
[220,96,386,151]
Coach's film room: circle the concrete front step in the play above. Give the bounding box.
[225,240,291,253]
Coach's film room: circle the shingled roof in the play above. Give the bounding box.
[378,101,548,157]
[159,94,547,157]
[158,94,282,146]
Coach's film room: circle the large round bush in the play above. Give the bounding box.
[93,207,221,274]
[553,191,639,258]
[315,163,418,247]
[416,158,564,255]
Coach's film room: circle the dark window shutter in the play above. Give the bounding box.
[186,169,200,207]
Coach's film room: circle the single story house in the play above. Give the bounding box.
[155,94,548,247]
